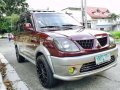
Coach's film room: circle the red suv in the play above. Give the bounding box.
[14,10,118,88]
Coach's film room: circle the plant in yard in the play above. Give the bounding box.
[110,31,120,39]
[110,13,119,21]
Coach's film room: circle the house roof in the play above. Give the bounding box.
[87,7,111,19]
[62,7,111,19]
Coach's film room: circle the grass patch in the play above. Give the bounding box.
[109,31,120,43]
[110,31,120,39]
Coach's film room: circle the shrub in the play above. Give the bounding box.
[110,31,120,39]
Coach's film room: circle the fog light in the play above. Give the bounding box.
[68,67,75,74]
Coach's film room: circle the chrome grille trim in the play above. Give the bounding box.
[76,39,94,49]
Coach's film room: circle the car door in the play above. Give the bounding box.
[15,16,27,54]
[23,14,39,60]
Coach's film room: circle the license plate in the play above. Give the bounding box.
[95,53,111,65]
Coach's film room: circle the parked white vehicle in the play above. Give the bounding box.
[0,35,2,38]
[2,33,14,38]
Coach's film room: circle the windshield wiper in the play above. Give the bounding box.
[62,24,78,27]
[62,24,81,30]
[40,26,60,28]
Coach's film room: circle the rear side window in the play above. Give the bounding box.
[16,13,33,33]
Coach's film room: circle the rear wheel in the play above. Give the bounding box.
[15,47,25,63]
[36,55,57,88]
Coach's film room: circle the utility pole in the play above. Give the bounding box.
[81,0,84,26]
[81,0,87,28]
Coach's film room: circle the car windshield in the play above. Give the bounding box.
[34,13,82,31]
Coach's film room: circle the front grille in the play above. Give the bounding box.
[97,37,107,46]
[76,39,94,49]
[80,56,115,73]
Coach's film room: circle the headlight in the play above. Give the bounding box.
[109,37,115,45]
[54,38,80,52]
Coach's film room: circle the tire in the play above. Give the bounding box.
[36,55,57,88]
[15,47,25,63]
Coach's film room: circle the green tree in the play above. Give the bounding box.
[6,14,19,32]
[0,0,28,33]
[0,18,8,33]
[110,13,119,21]
[0,14,19,33]
[0,0,6,18]
[3,0,28,15]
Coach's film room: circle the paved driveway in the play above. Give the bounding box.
[0,39,120,90]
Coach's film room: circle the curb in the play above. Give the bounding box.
[0,53,29,90]
[0,73,6,90]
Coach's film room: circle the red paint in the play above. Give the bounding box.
[87,7,110,19]
[32,29,112,57]
[95,33,108,36]
[43,37,116,57]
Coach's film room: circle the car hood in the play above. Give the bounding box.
[45,29,108,40]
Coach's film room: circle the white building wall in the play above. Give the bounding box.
[115,18,120,30]
[90,19,115,31]
[62,8,117,31]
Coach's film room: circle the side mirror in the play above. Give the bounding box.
[24,23,33,31]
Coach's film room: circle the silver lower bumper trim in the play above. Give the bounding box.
[53,61,117,81]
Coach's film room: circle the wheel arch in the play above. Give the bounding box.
[36,52,43,59]
[35,45,55,73]
[15,44,17,48]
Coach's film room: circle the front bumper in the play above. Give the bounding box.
[51,47,118,81]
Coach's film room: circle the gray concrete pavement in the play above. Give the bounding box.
[0,39,120,90]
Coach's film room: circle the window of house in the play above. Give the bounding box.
[100,28,104,30]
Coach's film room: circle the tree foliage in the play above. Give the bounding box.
[0,0,28,33]
[0,0,6,18]
[0,14,19,33]
[0,0,6,9]
[110,13,119,21]
[3,0,28,15]
[0,18,9,33]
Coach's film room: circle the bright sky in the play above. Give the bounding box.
[27,0,120,14]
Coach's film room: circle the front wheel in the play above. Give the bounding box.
[36,55,57,88]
